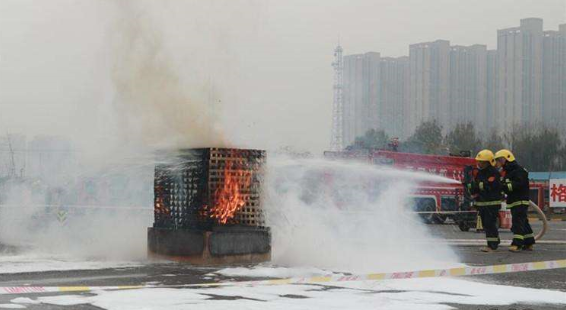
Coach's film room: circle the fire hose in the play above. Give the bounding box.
[530,200,547,241]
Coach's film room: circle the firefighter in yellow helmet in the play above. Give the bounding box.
[495,149,534,252]
[467,150,503,252]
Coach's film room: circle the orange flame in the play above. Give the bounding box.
[154,185,170,216]
[210,161,252,224]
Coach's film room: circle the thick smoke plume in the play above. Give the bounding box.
[0,0,247,260]
[110,1,227,150]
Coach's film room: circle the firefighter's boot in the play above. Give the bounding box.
[480,246,495,253]
[508,245,522,252]
[523,244,534,251]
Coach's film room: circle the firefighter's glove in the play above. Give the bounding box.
[468,179,480,194]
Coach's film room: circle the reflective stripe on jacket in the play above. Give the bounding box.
[469,165,502,206]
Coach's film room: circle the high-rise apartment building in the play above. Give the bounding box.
[378,56,410,138]
[497,18,544,132]
[542,24,566,131]
[486,50,498,132]
[449,45,487,132]
[408,40,451,134]
[333,18,565,151]
[342,52,381,146]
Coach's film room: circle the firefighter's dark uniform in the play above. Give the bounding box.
[468,165,502,249]
[501,161,535,248]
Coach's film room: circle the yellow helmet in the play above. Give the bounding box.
[495,149,515,162]
[475,149,495,165]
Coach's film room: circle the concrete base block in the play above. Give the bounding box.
[147,226,271,265]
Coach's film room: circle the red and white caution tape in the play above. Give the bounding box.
[1,259,565,295]
[206,259,566,287]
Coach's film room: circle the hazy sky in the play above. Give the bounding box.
[0,0,564,155]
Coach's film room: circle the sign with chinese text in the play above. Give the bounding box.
[550,179,566,208]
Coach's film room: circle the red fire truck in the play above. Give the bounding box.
[529,181,550,212]
[324,149,552,231]
[324,150,478,230]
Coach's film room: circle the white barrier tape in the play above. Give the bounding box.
[0,259,564,295]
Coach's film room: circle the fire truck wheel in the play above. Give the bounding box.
[433,214,447,224]
[419,202,436,224]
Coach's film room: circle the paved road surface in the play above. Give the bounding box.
[0,221,564,310]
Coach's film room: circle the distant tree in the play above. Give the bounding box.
[348,129,389,150]
[403,120,444,154]
[558,146,566,170]
[534,127,564,171]
[444,123,482,155]
[484,129,505,153]
[507,125,564,171]
[398,139,422,154]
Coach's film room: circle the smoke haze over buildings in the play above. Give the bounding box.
[0,0,564,153]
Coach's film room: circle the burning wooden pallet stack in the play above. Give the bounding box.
[148,148,270,264]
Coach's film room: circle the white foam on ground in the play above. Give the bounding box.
[18,277,565,310]
[10,298,39,305]
[0,304,25,309]
[214,265,339,278]
[0,253,141,274]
